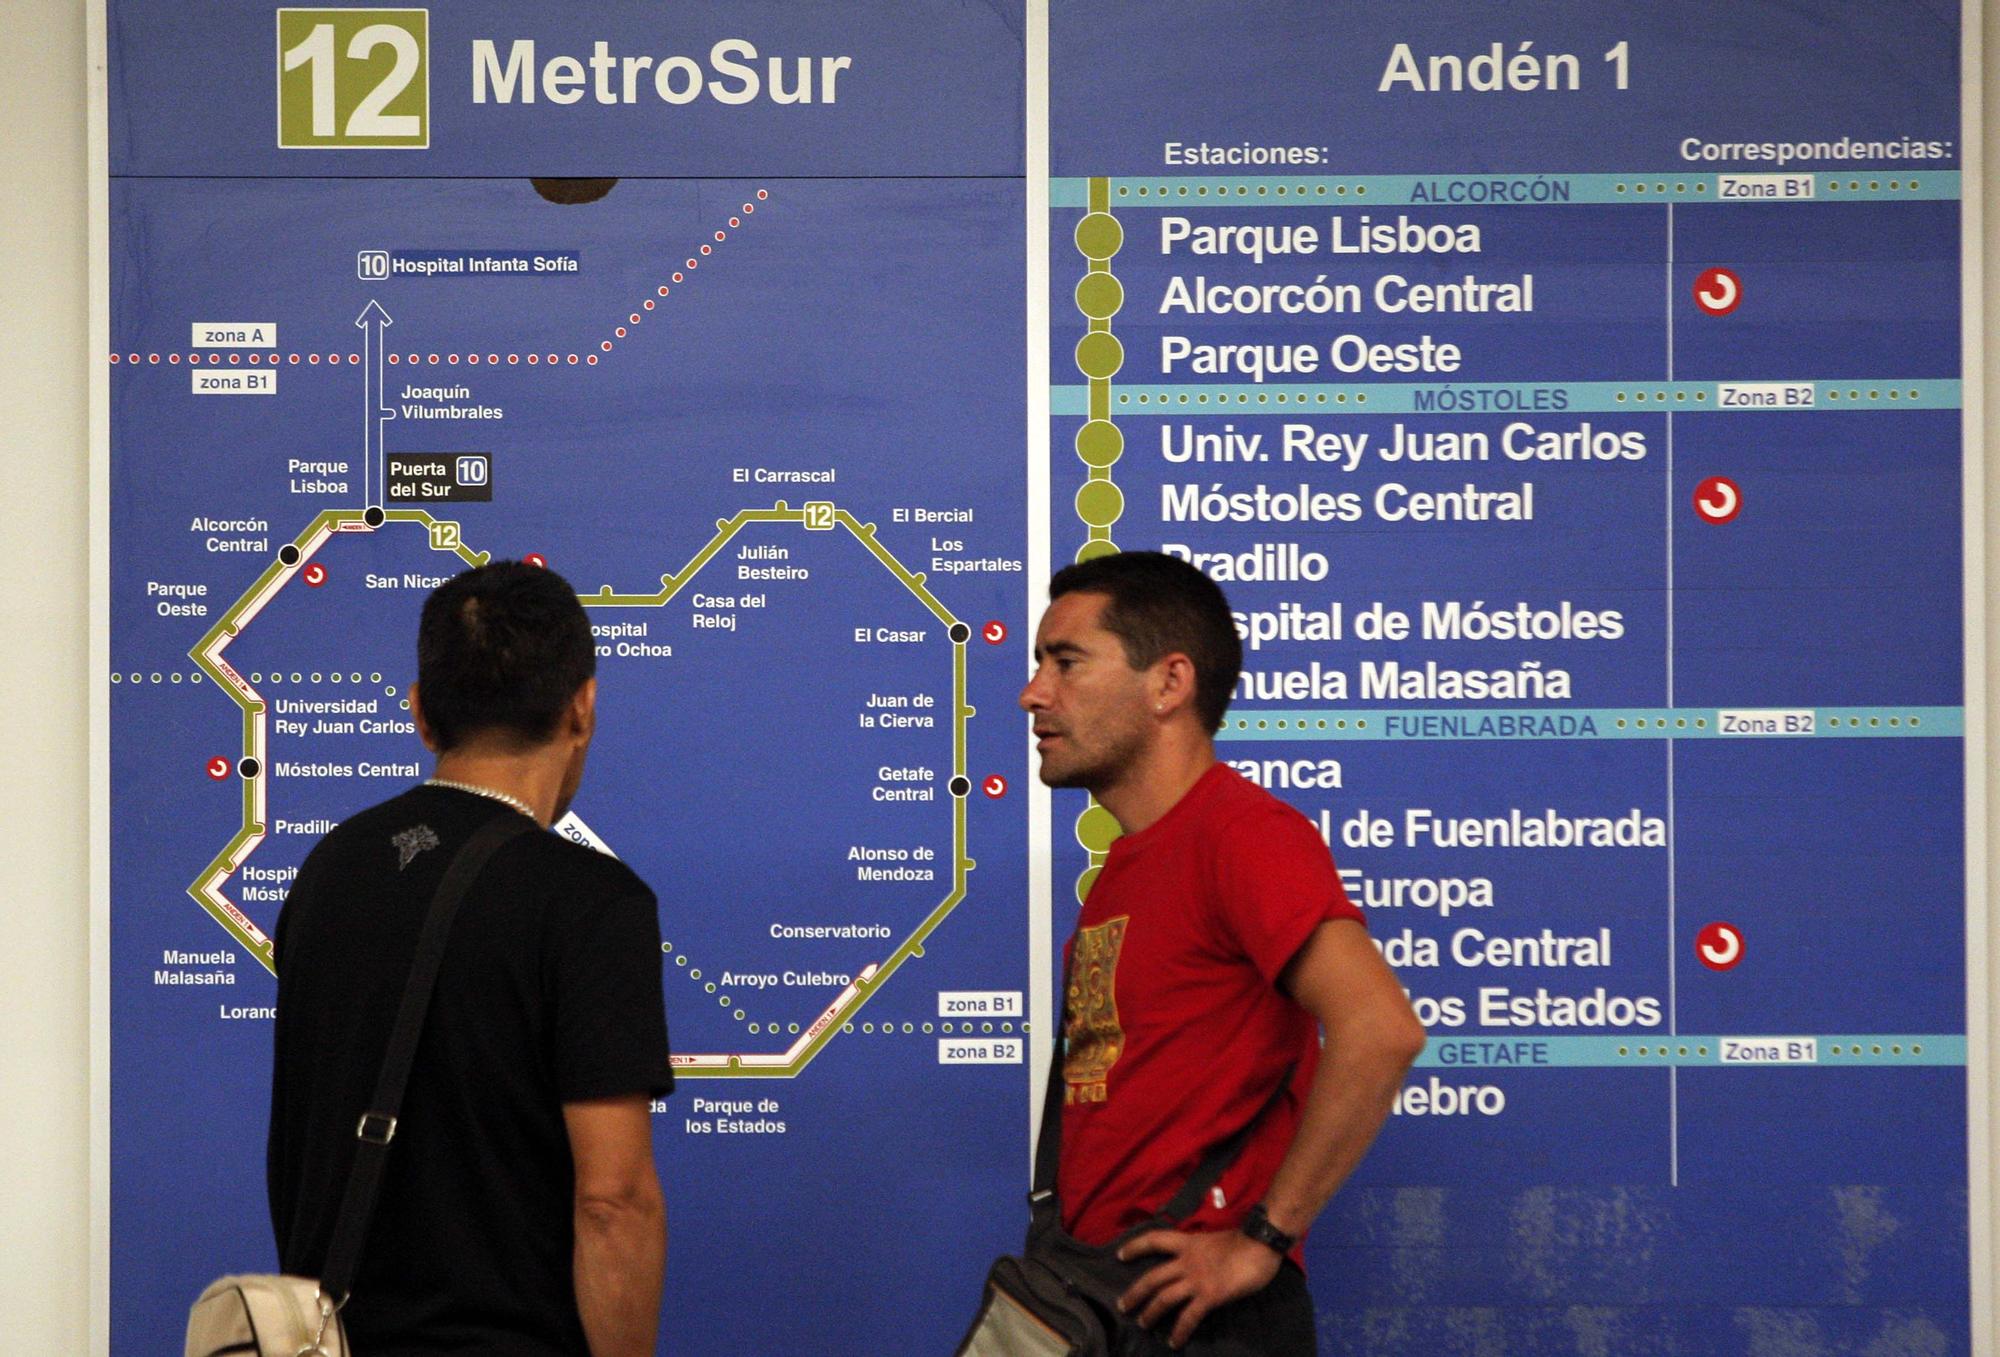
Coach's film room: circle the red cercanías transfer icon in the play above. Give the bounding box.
[1696,922,1745,971]
[1693,267,1743,316]
[1693,477,1742,524]
[982,776,1008,799]
[302,563,327,587]
[982,620,1007,645]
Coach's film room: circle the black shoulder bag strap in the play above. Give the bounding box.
[1030,953,1296,1230]
[318,809,536,1306]
[1027,960,1070,1223]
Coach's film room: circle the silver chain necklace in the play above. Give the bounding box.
[425,777,538,823]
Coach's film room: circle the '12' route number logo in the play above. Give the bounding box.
[277,9,430,149]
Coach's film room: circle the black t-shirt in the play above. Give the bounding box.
[268,784,673,1355]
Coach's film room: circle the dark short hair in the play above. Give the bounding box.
[1048,551,1241,734]
[417,561,596,752]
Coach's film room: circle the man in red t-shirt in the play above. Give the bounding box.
[1019,551,1426,1353]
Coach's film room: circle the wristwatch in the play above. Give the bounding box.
[1239,1203,1296,1255]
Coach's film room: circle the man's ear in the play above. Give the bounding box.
[408,682,440,753]
[570,677,598,741]
[1151,652,1198,717]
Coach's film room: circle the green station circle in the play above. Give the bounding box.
[1074,804,1122,853]
[1074,332,1125,380]
[1074,273,1124,320]
[1075,538,1119,563]
[1074,480,1126,528]
[1075,865,1101,904]
[1073,212,1124,260]
[1074,419,1124,468]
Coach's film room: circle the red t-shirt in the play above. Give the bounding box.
[1057,762,1364,1252]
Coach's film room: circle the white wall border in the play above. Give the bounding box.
[1,0,93,1350]
[86,0,113,1351]
[1025,0,1055,1174]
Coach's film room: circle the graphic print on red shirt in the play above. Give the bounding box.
[1065,915,1129,1105]
[1057,763,1365,1250]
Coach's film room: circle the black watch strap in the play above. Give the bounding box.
[1240,1203,1297,1255]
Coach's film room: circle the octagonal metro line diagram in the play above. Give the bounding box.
[187,502,976,1078]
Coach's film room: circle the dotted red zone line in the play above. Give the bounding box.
[111,351,362,366]
[109,191,770,371]
[596,190,768,360]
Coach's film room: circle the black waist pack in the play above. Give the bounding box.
[961,1203,1198,1357]
[956,991,1290,1357]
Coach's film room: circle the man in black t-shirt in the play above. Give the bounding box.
[269,561,674,1357]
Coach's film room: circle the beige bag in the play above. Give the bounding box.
[185,1275,348,1356]
[189,817,531,1357]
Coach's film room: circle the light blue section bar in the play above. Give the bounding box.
[1217,707,1963,742]
[1049,171,1961,209]
[1049,381,1961,418]
[1414,1035,1965,1068]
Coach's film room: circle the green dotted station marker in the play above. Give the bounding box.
[1073,179,1126,566]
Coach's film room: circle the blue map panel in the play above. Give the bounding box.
[108,5,1027,1354]
[103,2,1977,1354]
[1047,2,1972,1353]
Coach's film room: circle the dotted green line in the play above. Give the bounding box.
[113,668,390,692]
[1067,178,1133,898]
[1117,181,1370,201]
[1073,177,1126,569]
[833,1019,1026,1037]
[1118,389,1369,408]
[1103,176,1937,201]
[1822,177,1925,194]
[1415,1034,1962,1068]
[666,939,763,1029]
[1051,380,1958,417]
[1112,385,1928,409]
[1072,801,1121,906]
[1820,387,1926,403]
[1048,173,1957,208]
[118,669,409,703]
[1218,706,1960,742]
[243,671,384,688]
[1227,716,1372,734]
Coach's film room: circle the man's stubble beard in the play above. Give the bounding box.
[1037,712,1151,797]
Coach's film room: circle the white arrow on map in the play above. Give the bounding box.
[355,300,395,511]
